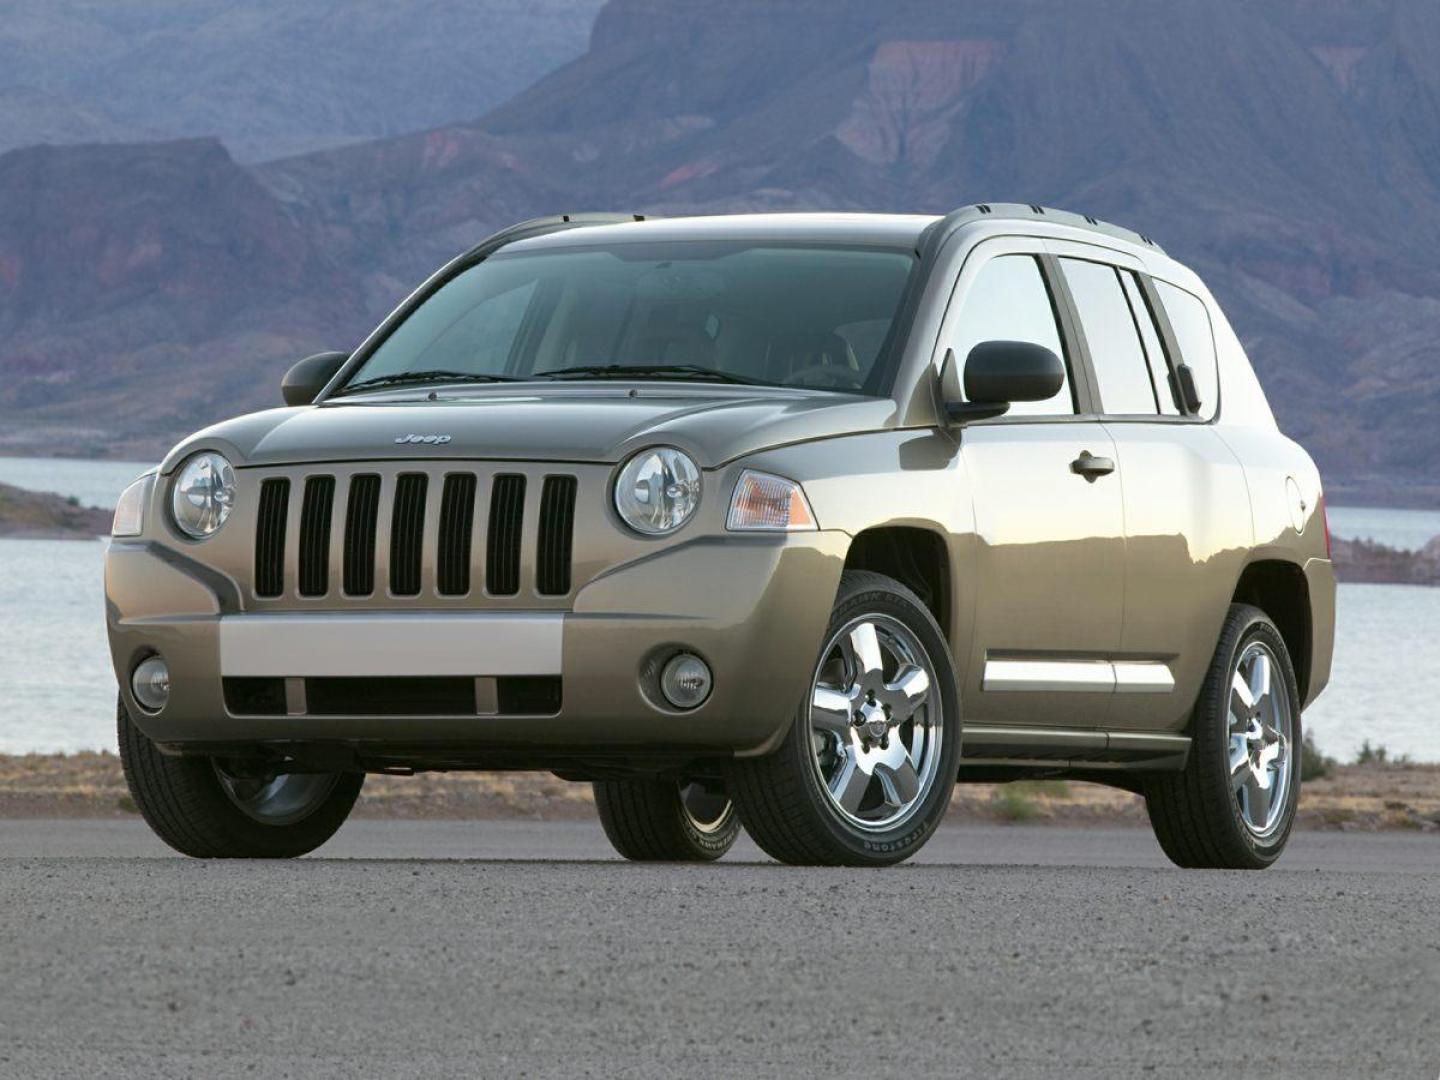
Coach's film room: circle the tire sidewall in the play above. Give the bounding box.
[677,795,742,858]
[783,575,962,865]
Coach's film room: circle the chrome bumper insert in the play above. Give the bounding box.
[219,613,563,678]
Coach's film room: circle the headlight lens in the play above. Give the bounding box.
[614,447,701,535]
[727,470,817,531]
[171,452,237,539]
[111,473,154,537]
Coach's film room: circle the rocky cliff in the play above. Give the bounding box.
[2,0,1439,497]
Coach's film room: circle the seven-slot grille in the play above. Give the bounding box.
[251,470,578,601]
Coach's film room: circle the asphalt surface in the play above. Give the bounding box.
[1,820,1436,1079]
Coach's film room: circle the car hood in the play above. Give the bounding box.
[161,385,900,472]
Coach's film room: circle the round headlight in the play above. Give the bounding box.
[171,452,236,539]
[614,447,701,535]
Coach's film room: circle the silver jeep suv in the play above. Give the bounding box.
[107,207,1335,868]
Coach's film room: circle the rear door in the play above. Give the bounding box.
[1050,246,1250,731]
[945,240,1125,730]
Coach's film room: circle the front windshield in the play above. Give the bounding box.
[338,241,917,395]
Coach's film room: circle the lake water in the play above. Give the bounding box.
[1324,505,1440,552]
[0,460,1436,760]
[0,456,155,510]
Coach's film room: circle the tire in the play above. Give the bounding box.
[726,570,962,867]
[1145,604,1302,869]
[593,778,740,861]
[117,696,364,859]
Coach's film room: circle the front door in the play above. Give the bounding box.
[942,246,1125,729]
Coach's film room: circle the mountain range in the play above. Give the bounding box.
[1,0,1438,503]
[0,0,603,161]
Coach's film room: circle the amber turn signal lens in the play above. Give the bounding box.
[726,470,817,532]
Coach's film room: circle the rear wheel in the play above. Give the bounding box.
[726,570,961,867]
[593,778,740,861]
[117,696,363,858]
[1146,605,1301,869]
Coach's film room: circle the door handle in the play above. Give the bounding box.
[1071,450,1115,481]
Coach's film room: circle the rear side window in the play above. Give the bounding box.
[1155,281,1219,420]
[1119,271,1181,415]
[1058,258,1157,415]
[949,255,1074,417]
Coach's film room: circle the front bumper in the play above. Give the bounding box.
[106,531,849,760]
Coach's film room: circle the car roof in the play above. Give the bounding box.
[503,212,942,252]
[496,206,1166,263]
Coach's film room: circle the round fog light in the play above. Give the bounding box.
[660,653,712,710]
[131,656,171,712]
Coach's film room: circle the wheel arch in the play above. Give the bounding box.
[1230,559,1312,702]
[841,525,952,641]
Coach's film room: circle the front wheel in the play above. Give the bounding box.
[727,570,962,867]
[1145,604,1302,869]
[117,697,363,858]
[593,778,740,861]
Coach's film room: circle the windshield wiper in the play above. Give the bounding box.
[334,369,521,396]
[536,363,768,386]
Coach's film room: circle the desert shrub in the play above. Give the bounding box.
[1355,740,1388,765]
[1300,730,1334,781]
[995,786,1040,822]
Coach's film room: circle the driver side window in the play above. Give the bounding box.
[948,255,1074,417]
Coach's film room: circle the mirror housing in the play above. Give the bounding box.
[281,351,349,406]
[1173,362,1202,413]
[941,340,1067,424]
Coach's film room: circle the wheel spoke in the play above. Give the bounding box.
[1256,736,1284,774]
[829,756,872,814]
[1229,743,1251,789]
[884,664,930,719]
[846,622,884,681]
[1243,771,1274,827]
[876,757,921,809]
[811,685,854,735]
[1248,652,1272,705]
[1229,671,1255,729]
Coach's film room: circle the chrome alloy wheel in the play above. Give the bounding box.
[679,781,734,835]
[213,763,341,827]
[1227,641,1294,838]
[807,615,943,831]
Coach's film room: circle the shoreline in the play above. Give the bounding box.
[3,753,1436,832]
[0,482,110,540]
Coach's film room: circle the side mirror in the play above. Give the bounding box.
[1172,362,1202,414]
[281,351,349,406]
[942,341,1066,423]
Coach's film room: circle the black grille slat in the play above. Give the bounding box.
[254,479,290,598]
[486,474,526,596]
[437,473,477,596]
[536,476,577,596]
[343,475,381,596]
[298,476,335,597]
[389,473,428,597]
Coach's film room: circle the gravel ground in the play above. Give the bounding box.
[1,819,1437,1079]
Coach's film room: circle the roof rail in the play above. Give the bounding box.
[459,213,649,261]
[922,202,1164,255]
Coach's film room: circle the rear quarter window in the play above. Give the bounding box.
[1155,281,1220,420]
